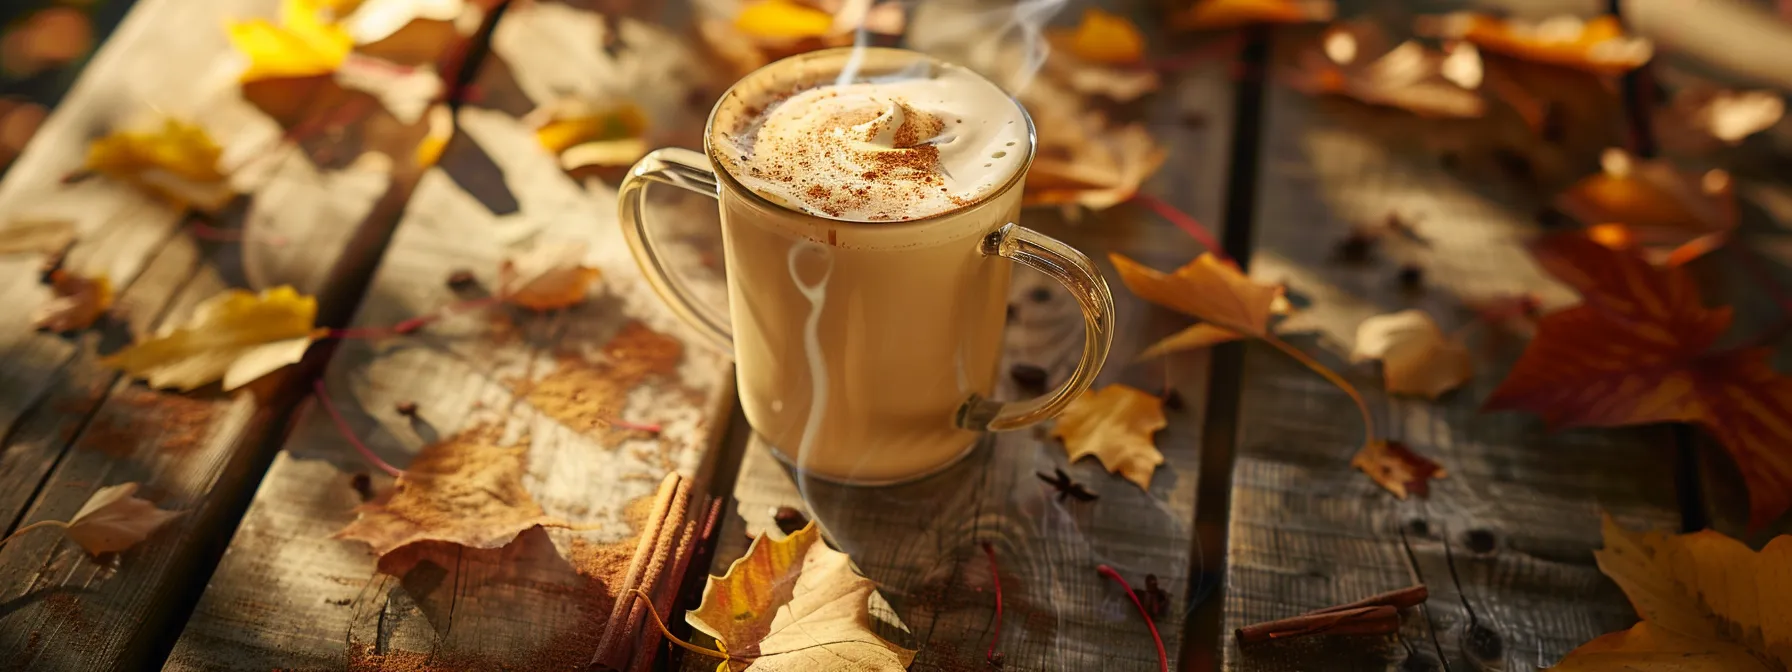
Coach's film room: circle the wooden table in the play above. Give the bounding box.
[0,0,1782,670]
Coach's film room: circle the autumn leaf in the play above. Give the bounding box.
[1417,13,1651,75]
[1291,25,1486,119]
[1049,8,1145,65]
[701,0,904,77]
[335,424,564,557]
[530,100,649,172]
[1555,149,1734,265]
[1550,514,1792,671]
[1174,0,1335,32]
[0,218,74,255]
[226,0,353,81]
[734,0,834,39]
[85,119,234,212]
[0,483,183,556]
[1137,323,1246,360]
[499,242,603,311]
[1661,86,1785,148]
[686,521,916,671]
[1351,440,1446,499]
[102,285,324,391]
[1485,234,1792,529]
[1111,252,1279,339]
[342,0,466,67]
[1350,310,1473,399]
[1050,384,1166,491]
[33,269,112,332]
[1021,79,1164,208]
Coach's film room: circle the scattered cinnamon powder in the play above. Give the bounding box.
[522,322,683,446]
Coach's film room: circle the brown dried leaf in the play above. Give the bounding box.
[1291,24,1486,119]
[1350,309,1473,399]
[1350,440,1445,499]
[1556,149,1735,265]
[1110,251,1281,338]
[64,482,182,555]
[499,241,603,311]
[1022,79,1165,208]
[334,424,564,557]
[33,269,112,332]
[1417,13,1651,75]
[1050,384,1167,491]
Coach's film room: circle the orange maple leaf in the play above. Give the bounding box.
[1484,234,1792,529]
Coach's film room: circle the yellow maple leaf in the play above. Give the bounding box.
[86,119,234,212]
[687,521,916,671]
[1049,8,1146,65]
[102,286,324,391]
[1551,514,1792,671]
[226,0,353,81]
[1350,309,1473,399]
[1050,384,1167,491]
[33,269,112,332]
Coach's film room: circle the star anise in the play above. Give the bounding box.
[1036,468,1098,502]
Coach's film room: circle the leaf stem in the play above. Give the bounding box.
[982,542,1004,666]
[626,588,732,661]
[1262,334,1377,446]
[328,296,502,340]
[312,380,404,478]
[1097,565,1167,672]
[1130,193,1228,263]
[0,520,69,548]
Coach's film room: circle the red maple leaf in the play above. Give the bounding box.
[1484,234,1792,529]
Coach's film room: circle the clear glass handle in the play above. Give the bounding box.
[618,148,732,353]
[959,223,1116,431]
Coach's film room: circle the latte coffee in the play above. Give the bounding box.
[623,47,1112,487]
[708,51,1030,482]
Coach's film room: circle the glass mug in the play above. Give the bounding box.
[618,47,1114,485]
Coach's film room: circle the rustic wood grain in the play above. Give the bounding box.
[678,54,1237,671]
[165,5,737,668]
[0,0,433,667]
[1219,26,1687,671]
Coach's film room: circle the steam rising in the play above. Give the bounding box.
[903,0,1072,93]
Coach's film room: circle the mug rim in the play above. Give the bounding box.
[702,46,1038,228]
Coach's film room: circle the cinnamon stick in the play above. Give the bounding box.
[592,473,686,669]
[629,495,711,672]
[1308,585,1428,615]
[1234,605,1399,646]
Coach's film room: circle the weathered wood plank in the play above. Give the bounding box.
[0,0,428,667]
[680,55,1237,671]
[165,5,737,668]
[1220,23,1685,671]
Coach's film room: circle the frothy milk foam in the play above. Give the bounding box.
[709,51,1029,482]
[716,61,1030,222]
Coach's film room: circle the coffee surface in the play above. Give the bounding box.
[715,63,1028,222]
